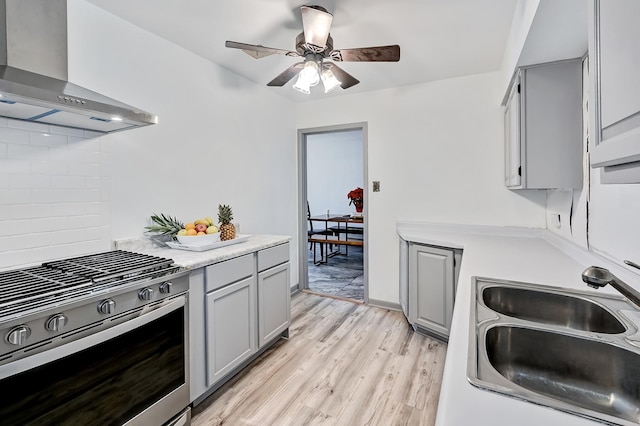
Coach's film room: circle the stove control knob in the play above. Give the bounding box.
[46,314,68,332]
[98,299,116,314]
[138,288,154,301]
[159,281,173,294]
[6,325,31,346]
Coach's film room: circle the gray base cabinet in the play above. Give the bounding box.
[258,262,291,347]
[205,276,257,386]
[189,242,290,404]
[400,240,462,341]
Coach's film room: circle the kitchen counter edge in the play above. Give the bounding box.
[113,234,291,270]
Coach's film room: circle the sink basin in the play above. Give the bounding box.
[486,325,640,423]
[469,277,640,425]
[482,286,626,333]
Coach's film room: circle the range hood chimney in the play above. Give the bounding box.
[0,0,157,134]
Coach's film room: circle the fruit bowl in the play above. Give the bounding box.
[176,232,220,245]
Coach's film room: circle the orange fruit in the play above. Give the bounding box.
[185,222,196,230]
[186,228,197,236]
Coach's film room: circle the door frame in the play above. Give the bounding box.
[297,122,369,303]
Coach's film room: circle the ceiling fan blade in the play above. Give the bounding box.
[267,63,305,86]
[324,63,359,89]
[301,6,333,49]
[330,45,400,62]
[225,41,299,59]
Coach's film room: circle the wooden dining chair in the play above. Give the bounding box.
[307,201,333,261]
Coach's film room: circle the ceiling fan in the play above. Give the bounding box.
[225,5,400,94]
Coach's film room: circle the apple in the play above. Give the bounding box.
[195,223,208,233]
[206,225,219,234]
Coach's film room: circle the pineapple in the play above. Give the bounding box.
[218,204,236,241]
[144,213,184,236]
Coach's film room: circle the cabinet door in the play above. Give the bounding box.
[205,276,257,386]
[504,74,522,187]
[257,263,291,347]
[399,238,409,319]
[409,244,455,339]
[590,0,640,182]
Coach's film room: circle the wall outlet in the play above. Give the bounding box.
[373,181,380,192]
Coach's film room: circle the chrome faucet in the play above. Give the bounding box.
[582,266,640,309]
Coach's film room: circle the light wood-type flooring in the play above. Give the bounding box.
[192,291,448,426]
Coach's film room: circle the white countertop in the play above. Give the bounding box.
[396,221,640,426]
[114,234,291,270]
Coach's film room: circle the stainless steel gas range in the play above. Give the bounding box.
[0,250,191,426]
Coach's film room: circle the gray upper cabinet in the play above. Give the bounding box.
[589,0,640,183]
[504,59,583,189]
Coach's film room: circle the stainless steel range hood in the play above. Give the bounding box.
[0,0,157,134]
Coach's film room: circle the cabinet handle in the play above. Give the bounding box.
[624,260,640,271]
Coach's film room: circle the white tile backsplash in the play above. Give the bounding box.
[7,119,49,132]
[31,159,69,175]
[8,143,49,159]
[69,163,101,177]
[50,175,87,189]
[8,173,51,189]
[0,189,32,205]
[0,127,30,144]
[49,125,85,137]
[0,118,110,269]
[8,204,52,220]
[29,132,69,147]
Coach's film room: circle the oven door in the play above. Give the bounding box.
[0,295,189,426]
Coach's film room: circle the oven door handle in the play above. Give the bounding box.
[0,295,186,379]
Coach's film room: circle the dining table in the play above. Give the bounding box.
[307,213,364,264]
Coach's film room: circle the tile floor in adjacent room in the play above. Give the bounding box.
[307,243,364,301]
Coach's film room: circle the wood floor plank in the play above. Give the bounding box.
[192,292,447,426]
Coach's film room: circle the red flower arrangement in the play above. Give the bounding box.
[347,187,364,212]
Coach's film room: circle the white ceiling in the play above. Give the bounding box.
[86,0,519,102]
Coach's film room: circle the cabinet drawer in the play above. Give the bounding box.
[205,254,254,292]
[258,243,289,272]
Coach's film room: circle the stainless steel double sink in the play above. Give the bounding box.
[468,278,640,425]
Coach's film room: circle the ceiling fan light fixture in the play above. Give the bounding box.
[293,73,311,94]
[321,68,341,93]
[293,60,322,94]
[301,60,320,86]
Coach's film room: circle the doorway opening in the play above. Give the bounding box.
[297,123,368,303]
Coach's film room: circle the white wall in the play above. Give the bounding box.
[68,0,299,279]
[498,0,540,101]
[297,72,547,303]
[538,36,640,274]
[0,1,299,279]
[307,130,363,216]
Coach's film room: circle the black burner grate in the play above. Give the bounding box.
[42,250,176,283]
[0,250,178,319]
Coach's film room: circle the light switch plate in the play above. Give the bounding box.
[373,181,380,192]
